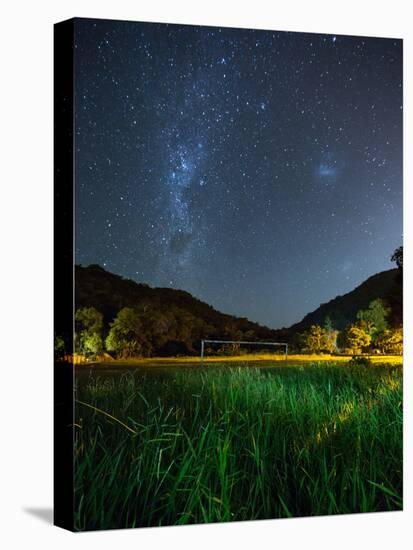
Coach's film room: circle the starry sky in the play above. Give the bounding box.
[74,18,402,329]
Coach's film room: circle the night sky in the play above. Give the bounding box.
[74,18,402,329]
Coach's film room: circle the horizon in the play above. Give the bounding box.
[74,19,402,328]
[76,261,398,330]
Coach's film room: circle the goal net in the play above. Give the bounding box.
[200,339,288,363]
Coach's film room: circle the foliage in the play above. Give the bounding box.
[74,363,402,530]
[75,306,104,333]
[105,307,145,358]
[323,315,333,332]
[81,332,103,357]
[54,334,66,359]
[376,328,403,355]
[325,329,339,353]
[348,356,372,367]
[391,246,403,270]
[302,325,324,353]
[302,324,337,354]
[337,323,371,354]
[356,299,389,339]
[75,307,104,358]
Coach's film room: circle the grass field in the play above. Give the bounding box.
[79,353,403,369]
[74,360,402,530]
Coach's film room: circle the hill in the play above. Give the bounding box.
[75,264,285,353]
[289,268,402,332]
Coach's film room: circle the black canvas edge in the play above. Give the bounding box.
[54,18,76,532]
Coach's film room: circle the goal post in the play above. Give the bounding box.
[200,339,288,365]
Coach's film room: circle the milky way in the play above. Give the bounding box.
[75,19,402,328]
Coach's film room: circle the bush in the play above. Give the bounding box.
[348,356,372,367]
[337,323,371,354]
[375,328,403,355]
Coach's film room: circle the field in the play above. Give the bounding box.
[74,360,403,530]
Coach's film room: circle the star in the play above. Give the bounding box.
[75,19,402,328]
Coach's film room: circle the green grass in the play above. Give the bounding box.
[74,362,402,530]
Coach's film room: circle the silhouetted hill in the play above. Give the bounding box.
[289,268,402,332]
[75,264,284,344]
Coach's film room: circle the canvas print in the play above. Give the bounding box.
[54,17,403,531]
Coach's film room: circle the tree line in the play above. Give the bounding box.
[70,296,402,360]
[73,302,268,359]
[74,303,213,359]
[300,298,402,355]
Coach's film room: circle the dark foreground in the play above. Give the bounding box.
[74,362,402,530]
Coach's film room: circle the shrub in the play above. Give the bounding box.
[348,356,372,367]
[375,328,403,355]
[337,323,371,354]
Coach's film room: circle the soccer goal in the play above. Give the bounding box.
[200,339,288,365]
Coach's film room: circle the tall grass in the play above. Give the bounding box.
[74,362,402,530]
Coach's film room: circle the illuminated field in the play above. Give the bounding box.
[75,361,402,529]
[80,353,403,368]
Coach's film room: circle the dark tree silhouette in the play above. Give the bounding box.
[391,246,403,270]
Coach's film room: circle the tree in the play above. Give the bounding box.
[376,328,403,355]
[337,323,371,355]
[391,246,403,270]
[75,307,104,334]
[75,307,103,358]
[303,325,324,353]
[323,316,333,333]
[323,316,338,353]
[356,299,389,340]
[82,332,103,357]
[302,324,337,354]
[105,307,144,358]
[54,334,66,360]
[324,329,339,353]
